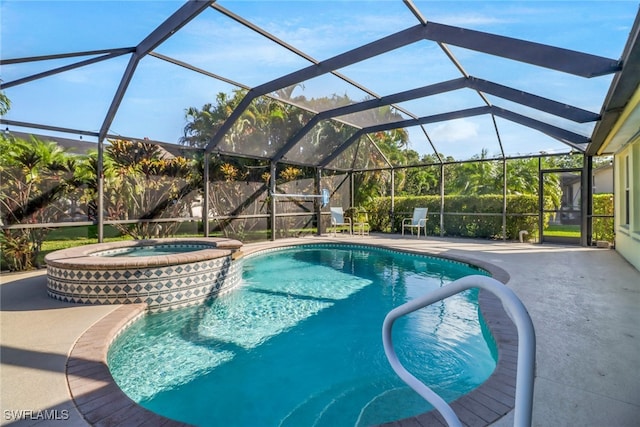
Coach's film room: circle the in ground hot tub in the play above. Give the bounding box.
[45,238,243,312]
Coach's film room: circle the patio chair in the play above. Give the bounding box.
[353,208,370,236]
[402,207,428,238]
[330,207,352,236]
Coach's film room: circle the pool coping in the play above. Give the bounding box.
[45,237,243,269]
[66,241,517,427]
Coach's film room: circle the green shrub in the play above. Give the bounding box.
[1,230,40,271]
[363,194,539,239]
[592,193,614,242]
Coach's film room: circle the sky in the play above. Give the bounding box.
[1,0,639,161]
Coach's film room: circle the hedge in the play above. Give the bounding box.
[592,193,614,242]
[363,194,539,240]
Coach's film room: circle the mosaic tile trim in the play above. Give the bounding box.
[47,255,242,312]
[44,237,243,270]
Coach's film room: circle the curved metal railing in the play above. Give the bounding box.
[382,274,536,427]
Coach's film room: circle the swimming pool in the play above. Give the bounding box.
[108,244,497,426]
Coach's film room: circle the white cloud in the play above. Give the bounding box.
[432,13,514,27]
[430,119,479,143]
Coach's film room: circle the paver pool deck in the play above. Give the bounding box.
[1,234,639,426]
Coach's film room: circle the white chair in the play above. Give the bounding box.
[330,207,352,236]
[402,207,428,238]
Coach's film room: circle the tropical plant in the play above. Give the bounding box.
[401,163,440,196]
[205,154,273,240]
[0,90,10,116]
[543,154,583,169]
[353,169,391,207]
[279,166,302,182]
[446,149,501,195]
[182,91,313,158]
[181,90,409,205]
[181,91,246,148]
[0,135,80,270]
[103,139,199,239]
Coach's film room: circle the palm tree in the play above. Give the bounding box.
[0,90,10,115]
[403,164,439,196]
[181,90,247,148]
[0,135,73,224]
[0,135,77,270]
[507,158,539,195]
[448,149,500,195]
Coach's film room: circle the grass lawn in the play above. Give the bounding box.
[36,225,317,266]
[544,224,580,237]
[22,221,326,269]
[38,226,129,265]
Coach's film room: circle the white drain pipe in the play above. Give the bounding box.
[519,230,529,243]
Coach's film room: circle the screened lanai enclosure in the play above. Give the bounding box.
[1,0,639,270]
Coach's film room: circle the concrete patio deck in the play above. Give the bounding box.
[1,234,639,426]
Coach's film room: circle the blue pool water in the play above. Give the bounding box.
[108,245,496,426]
[92,244,210,257]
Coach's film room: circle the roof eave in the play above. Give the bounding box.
[588,7,640,156]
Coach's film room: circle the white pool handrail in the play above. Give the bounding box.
[270,188,330,207]
[382,274,536,427]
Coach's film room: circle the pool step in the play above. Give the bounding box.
[355,386,433,426]
[278,380,369,427]
[278,379,428,427]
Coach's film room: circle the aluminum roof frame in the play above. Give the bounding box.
[1,0,637,172]
[320,106,590,169]
[203,19,620,156]
[0,48,136,89]
[271,76,600,166]
[98,0,213,142]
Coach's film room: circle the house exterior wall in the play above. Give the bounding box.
[613,132,640,271]
[593,165,614,194]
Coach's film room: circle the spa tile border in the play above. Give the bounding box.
[45,237,243,269]
[68,241,517,427]
[46,238,244,312]
[48,256,243,312]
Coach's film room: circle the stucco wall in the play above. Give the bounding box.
[614,137,640,271]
